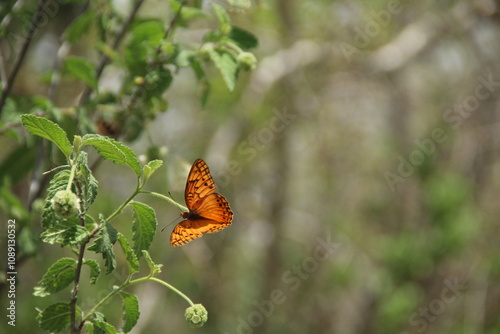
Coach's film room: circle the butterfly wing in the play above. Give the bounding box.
[184,159,217,211]
[170,218,231,247]
[196,193,233,223]
[170,194,233,247]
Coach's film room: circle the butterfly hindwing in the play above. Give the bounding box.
[196,193,233,223]
[170,219,230,247]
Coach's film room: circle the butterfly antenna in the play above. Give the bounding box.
[168,191,184,214]
[160,192,184,232]
[160,218,180,232]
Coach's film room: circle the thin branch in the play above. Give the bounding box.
[155,0,187,58]
[0,0,47,114]
[70,242,86,334]
[78,0,146,106]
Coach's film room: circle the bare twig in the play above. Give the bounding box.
[0,0,47,114]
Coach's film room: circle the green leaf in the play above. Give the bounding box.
[33,258,76,297]
[88,216,117,274]
[143,159,163,182]
[229,26,258,50]
[0,182,29,221]
[82,134,141,177]
[41,169,71,228]
[209,49,238,92]
[212,3,231,35]
[40,217,89,246]
[66,12,94,44]
[36,302,74,332]
[117,233,139,275]
[125,20,164,74]
[64,56,98,90]
[89,312,107,334]
[142,250,162,276]
[0,144,36,185]
[129,202,157,258]
[84,259,100,285]
[21,115,73,157]
[120,291,140,333]
[75,152,99,212]
[92,318,118,334]
[189,57,210,106]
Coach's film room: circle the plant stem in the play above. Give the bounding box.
[70,242,87,334]
[80,275,194,327]
[105,182,141,222]
[66,163,78,192]
[0,0,47,114]
[140,190,188,212]
[148,277,194,306]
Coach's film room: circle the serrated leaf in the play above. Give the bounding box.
[75,152,98,211]
[36,302,73,332]
[33,258,76,297]
[66,12,94,44]
[82,134,141,177]
[84,259,100,285]
[21,115,73,157]
[117,233,139,275]
[229,26,258,50]
[88,216,117,274]
[42,169,71,228]
[120,291,140,333]
[64,56,98,90]
[40,218,89,246]
[209,49,238,92]
[142,250,162,276]
[129,202,157,258]
[92,318,118,334]
[90,312,107,334]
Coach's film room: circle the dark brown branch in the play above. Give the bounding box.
[0,0,47,114]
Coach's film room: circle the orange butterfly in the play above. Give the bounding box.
[170,159,234,247]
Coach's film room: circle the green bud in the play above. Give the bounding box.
[185,304,208,328]
[51,190,80,218]
[237,52,257,71]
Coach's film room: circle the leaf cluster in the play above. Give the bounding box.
[24,115,164,333]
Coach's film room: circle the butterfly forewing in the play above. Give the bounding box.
[184,159,217,210]
[170,159,233,247]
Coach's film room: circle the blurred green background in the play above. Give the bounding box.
[2,0,500,333]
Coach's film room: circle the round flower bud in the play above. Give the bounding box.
[51,190,80,218]
[185,304,208,328]
[237,52,257,71]
[134,76,145,85]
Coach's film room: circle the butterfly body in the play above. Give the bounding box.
[170,159,233,247]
